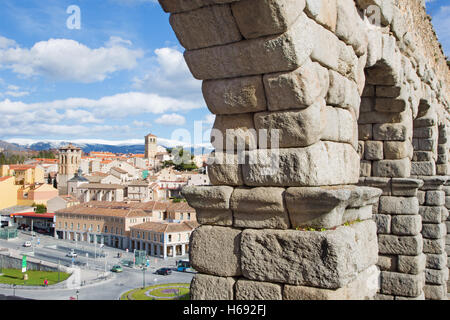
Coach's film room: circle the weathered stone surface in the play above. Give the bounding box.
[335,0,368,56]
[425,190,446,206]
[423,238,446,254]
[410,161,436,176]
[374,214,391,234]
[240,220,378,289]
[378,234,423,255]
[321,105,357,147]
[283,265,379,300]
[170,4,242,50]
[379,196,419,215]
[364,141,383,160]
[372,158,411,178]
[184,12,314,80]
[159,0,239,13]
[372,123,408,141]
[327,70,360,114]
[383,141,413,160]
[375,98,408,113]
[374,294,395,300]
[377,255,397,271]
[285,186,380,229]
[231,187,290,229]
[195,209,233,226]
[380,271,424,297]
[423,284,447,300]
[231,0,306,39]
[264,60,329,111]
[359,124,373,140]
[425,268,449,285]
[391,215,422,236]
[394,292,425,300]
[359,177,391,195]
[254,100,323,148]
[419,206,444,223]
[360,160,371,177]
[182,185,234,210]
[376,86,402,98]
[242,142,360,187]
[305,0,337,32]
[391,178,423,197]
[397,254,426,275]
[422,223,447,240]
[212,113,257,151]
[413,126,436,139]
[208,151,244,186]
[190,226,242,277]
[203,76,267,115]
[190,274,235,300]
[426,253,448,270]
[235,280,282,300]
[413,151,434,162]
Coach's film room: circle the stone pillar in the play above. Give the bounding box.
[414,176,449,300]
[444,180,450,294]
[360,177,425,300]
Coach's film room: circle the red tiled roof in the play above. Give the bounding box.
[0,176,13,182]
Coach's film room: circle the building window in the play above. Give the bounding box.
[105,226,108,233]
[180,213,184,220]
[83,224,86,230]
[97,225,100,232]
[65,222,67,229]
[168,235,172,242]
[71,223,73,230]
[187,213,191,220]
[148,233,151,241]
[58,222,61,228]
[137,232,140,239]
[178,234,181,241]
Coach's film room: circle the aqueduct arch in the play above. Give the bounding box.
[157,0,450,300]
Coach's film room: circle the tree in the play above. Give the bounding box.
[32,204,47,214]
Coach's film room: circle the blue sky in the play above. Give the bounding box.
[0,0,448,147]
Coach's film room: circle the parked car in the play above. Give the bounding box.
[66,251,77,258]
[111,265,123,273]
[155,268,172,276]
[23,241,32,247]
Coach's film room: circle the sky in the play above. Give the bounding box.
[0,0,448,148]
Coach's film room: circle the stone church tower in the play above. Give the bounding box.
[145,134,157,160]
[57,143,82,195]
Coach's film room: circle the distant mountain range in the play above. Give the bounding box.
[0,140,213,156]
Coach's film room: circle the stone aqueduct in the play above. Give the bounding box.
[157,0,450,300]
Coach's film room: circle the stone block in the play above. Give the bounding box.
[190,226,242,277]
[212,113,257,151]
[376,86,401,98]
[423,238,446,254]
[169,4,242,50]
[362,84,375,97]
[375,98,407,113]
[413,127,436,139]
[423,284,447,300]
[410,161,436,176]
[394,292,425,300]
[397,254,426,275]
[202,76,267,115]
[230,187,290,229]
[242,142,360,187]
[327,70,360,114]
[378,196,419,215]
[360,98,374,113]
[182,185,234,210]
[391,215,422,236]
[413,151,433,162]
[231,0,306,39]
[207,151,244,186]
[373,214,391,234]
[380,271,424,298]
[305,0,337,32]
[378,234,423,255]
[358,124,373,140]
[263,59,329,111]
[235,280,282,300]
[391,178,423,197]
[360,161,372,177]
[426,253,448,270]
[419,206,443,223]
[190,274,235,300]
[335,0,367,56]
[374,294,394,300]
[254,100,323,148]
[372,158,411,178]
[184,12,314,80]
[159,0,239,14]
[383,141,412,160]
[422,223,446,240]
[425,190,445,206]
[425,268,449,285]
[321,105,357,148]
[364,141,383,160]
[285,186,381,229]
[358,177,391,195]
[283,266,379,300]
[436,165,450,176]
[240,220,378,289]
[417,191,426,205]
[195,209,233,226]
[377,255,397,271]
[372,123,408,141]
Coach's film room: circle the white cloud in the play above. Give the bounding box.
[0,36,144,83]
[155,113,186,126]
[0,36,17,49]
[133,47,202,101]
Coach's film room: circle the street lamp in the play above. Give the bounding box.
[76,289,79,300]
[141,266,147,289]
[12,284,16,296]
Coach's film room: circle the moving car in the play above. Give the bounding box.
[23,241,32,247]
[66,251,78,258]
[111,265,123,273]
[155,268,172,276]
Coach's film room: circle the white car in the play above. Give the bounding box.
[23,241,32,247]
[66,251,78,258]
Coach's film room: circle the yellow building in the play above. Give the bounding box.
[0,164,45,185]
[17,184,59,206]
[0,177,19,210]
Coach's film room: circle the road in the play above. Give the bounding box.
[0,231,195,300]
